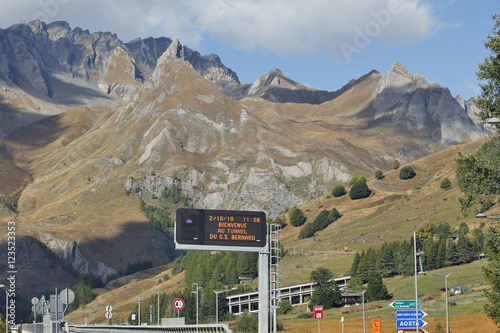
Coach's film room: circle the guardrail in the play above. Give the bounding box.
[68,324,231,333]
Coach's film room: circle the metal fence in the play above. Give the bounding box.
[68,324,231,333]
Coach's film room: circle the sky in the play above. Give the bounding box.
[0,0,497,99]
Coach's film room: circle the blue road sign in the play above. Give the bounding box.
[396,319,428,329]
[396,310,428,319]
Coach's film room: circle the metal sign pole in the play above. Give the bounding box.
[258,246,269,333]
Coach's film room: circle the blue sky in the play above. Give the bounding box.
[0,0,497,99]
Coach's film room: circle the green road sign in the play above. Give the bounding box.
[389,300,421,309]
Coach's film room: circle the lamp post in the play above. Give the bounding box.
[345,290,366,333]
[191,283,203,333]
[213,287,237,325]
[418,272,450,333]
[0,284,7,333]
[155,290,161,325]
[136,296,143,326]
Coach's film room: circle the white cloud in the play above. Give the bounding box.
[0,0,443,61]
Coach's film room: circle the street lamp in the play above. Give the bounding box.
[191,283,203,332]
[135,296,143,326]
[155,290,161,326]
[418,272,451,333]
[213,287,237,325]
[0,285,7,333]
[345,290,366,333]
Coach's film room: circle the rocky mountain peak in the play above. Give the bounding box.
[389,60,413,79]
[164,38,185,59]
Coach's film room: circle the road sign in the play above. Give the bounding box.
[396,319,428,329]
[313,306,324,320]
[372,318,381,333]
[396,329,428,333]
[105,305,113,312]
[173,298,185,310]
[84,317,88,325]
[389,300,421,309]
[60,288,75,305]
[175,209,267,252]
[396,310,428,319]
[105,312,112,319]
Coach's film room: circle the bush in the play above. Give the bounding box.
[288,208,306,227]
[375,169,384,180]
[399,166,416,180]
[349,175,367,186]
[440,178,452,190]
[332,185,347,197]
[298,222,316,239]
[277,300,292,315]
[392,160,401,169]
[349,181,371,200]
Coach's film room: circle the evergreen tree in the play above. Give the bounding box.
[377,242,395,278]
[332,185,347,197]
[366,275,390,301]
[350,252,361,277]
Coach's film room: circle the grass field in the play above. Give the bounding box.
[276,259,497,333]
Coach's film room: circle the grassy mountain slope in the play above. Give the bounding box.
[65,137,499,330]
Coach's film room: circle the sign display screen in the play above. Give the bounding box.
[175,209,267,251]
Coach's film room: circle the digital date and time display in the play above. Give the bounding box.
[176,209,266,248]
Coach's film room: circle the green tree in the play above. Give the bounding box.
[366,275,390,301]
[392,160,401,169]
[375,169,384,180]
[483,225,500,327]
[332,185,347,197]
[399,166,416,180]
[349,180,371,200]
[288,207,306,227]
[308,267,341,310]
[456,137,500,211]
[474,14,500,124]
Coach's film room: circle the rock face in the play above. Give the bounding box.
[367,61,487,159]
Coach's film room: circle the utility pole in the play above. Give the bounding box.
[155,290,161,325]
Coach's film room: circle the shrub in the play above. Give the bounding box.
[349,175,366,186]
[375,169,384,180]
[440,178,452,190]
[399,166,416,180]
[349,181,371,200]
[298,222,316,239]
[288,208,306,227]
[332,185,347,197]
[277,300,292,315]
[392,160,401,169]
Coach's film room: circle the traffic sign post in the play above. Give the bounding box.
[396,319,428,329]
[313,306,323,333]
[173,298,184,318]
[389,300,421,309]
[396,329,428,333]
[396,310,427,320]
[372,318,381,333]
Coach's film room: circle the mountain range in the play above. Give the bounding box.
[0,20,491,287]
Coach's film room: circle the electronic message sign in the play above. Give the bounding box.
[175,208,267,252]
